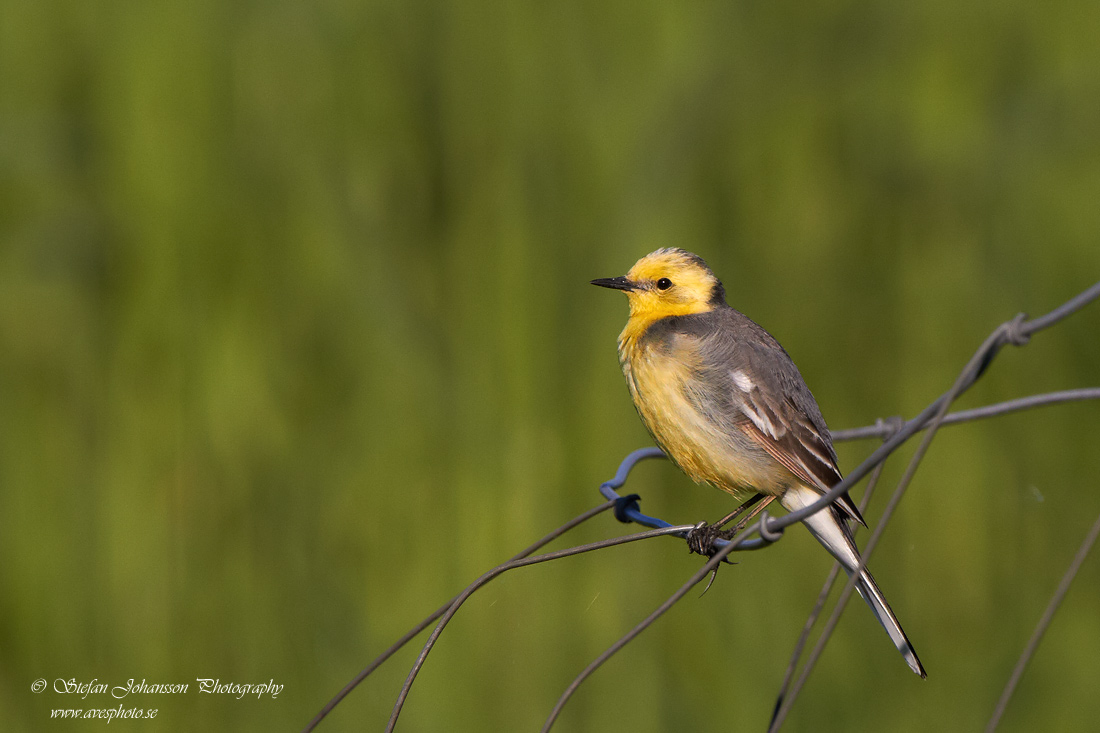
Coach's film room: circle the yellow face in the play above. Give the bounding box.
[592,248,723,322]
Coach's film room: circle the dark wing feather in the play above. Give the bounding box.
[665,309,866,527]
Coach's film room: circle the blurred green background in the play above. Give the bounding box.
[2,1,1099,731]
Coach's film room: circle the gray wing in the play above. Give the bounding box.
[672,310,866,526]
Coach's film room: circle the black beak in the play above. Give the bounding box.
[590,276,636,292]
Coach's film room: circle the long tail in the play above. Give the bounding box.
[780,485,926,678]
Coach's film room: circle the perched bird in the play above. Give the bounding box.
[592,247,925,677]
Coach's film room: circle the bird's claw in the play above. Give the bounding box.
[686,521,735,559]
[687,522,737,597]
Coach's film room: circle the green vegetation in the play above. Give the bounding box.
[2,1,1099,730]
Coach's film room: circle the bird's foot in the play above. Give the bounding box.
[687,522,737,597]
[686,521,736,558]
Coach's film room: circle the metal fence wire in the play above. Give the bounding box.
[304,280,1100,733]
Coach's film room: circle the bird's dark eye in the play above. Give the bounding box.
[656,278,673,290]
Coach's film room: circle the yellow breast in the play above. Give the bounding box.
[618,319,789,497]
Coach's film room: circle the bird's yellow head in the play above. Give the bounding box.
[591,248,726,323]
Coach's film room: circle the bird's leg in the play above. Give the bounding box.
[713,493,766,530]
[718,494,777,539]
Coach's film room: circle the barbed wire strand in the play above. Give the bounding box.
[385,524,696,732]
[985,508,1100,733]
[768,286,1100,730]
[302,500,620,733]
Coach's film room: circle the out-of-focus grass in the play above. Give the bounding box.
[1,1,1099,730]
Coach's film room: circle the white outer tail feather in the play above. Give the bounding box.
[780,485,926,678]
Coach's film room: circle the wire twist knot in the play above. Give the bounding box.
[613,493,642,523]
[1003,313,1031,346]
[758,511,784,543]
[874,415,905,440]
